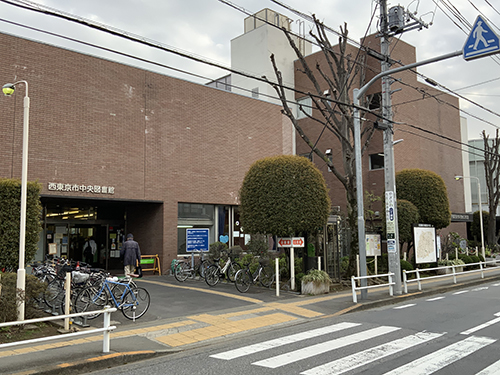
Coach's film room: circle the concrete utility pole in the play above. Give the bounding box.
[379,0,402,295]
[378,0,429,294]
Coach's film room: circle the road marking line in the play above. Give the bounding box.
[252,326,400,369]
[472,287,489,291]
[461,316,500,335]
[301,331,444,375]
[452,290,469,295]
[382,335,495,375]
[393,304,416,309]
[210,322,361,360]
[138,279,263,304]
[476,358,500,374]
[426,297,445,301]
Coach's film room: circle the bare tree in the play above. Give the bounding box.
[482,130,500,247]
[264,16,376,273]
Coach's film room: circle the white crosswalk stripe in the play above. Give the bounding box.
[476,359,500,374]
[252,326,400,368]
[210,322,498,374]
[382,335,495,375]
[210,322,361,360]
[301,331,444,375]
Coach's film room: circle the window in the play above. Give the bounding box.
[297,97,312,119]
[367,92,382,110]
[370,154,384,170]
[299,152,313,162]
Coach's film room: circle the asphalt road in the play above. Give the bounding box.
[86,281,500,375]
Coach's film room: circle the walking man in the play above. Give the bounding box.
[473,20,489,50]
[121,233,141,277]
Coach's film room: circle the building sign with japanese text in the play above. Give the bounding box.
[48,182,115,194]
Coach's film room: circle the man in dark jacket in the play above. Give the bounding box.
[121,233,141,276]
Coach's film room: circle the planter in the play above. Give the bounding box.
[437,266,463,275]
[301,280,330,295]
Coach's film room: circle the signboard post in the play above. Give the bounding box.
[277,237,305,291]
[186,229,209,252]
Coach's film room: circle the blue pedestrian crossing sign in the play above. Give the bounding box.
[463,16,500,61]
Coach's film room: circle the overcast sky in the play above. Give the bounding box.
[0,0,499,140]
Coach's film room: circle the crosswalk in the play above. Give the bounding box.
[210,321,500,374]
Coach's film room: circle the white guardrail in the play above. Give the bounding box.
[403,259,500,293]
[0,306,117,353]
[351,273,395,303]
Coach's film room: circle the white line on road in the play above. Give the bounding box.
[301,331,444,375]
[452,290,469,295]
[393,304,416,309]
[252,326,401,369]
[426,297,445,302]
[210,322,361,360]
[382,335,495,375]
[461,316,500,335]
[476,358,500,374]
[472,287,489,292]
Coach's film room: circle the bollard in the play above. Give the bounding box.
[275,258,279,297]
[403,270,408,294]
[416,268,421,291]
[103,306,111,353]
[480,262,484,278]
[452,265,457,284]
[351,276,357,303]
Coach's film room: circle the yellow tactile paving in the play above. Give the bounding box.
[265,302,323,318]
[219,306,274,318]
[155,313,297,347]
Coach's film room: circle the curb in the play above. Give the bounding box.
[20,350,175,375]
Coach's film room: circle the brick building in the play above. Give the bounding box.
[294,34,467,240]
[0,31,293,271]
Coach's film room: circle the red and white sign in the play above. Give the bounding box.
[277,237,304,248]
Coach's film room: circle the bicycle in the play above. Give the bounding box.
[234,258,274,293]
[205,251,241,286]
[174,252,212,282]
[74,276,150,320]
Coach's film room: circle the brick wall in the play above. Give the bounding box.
[0,32,292,268]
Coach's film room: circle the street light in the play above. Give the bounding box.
[455,175,485,260]
[3,81,30,321]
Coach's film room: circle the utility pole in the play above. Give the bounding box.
[378,0,429,294]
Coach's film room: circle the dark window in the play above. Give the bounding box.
[370,153,384,170]
[368,92,382,110]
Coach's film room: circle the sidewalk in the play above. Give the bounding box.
[3,268,500,375]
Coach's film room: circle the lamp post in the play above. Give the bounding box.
[3,81,30,321]
[455,175,485,260]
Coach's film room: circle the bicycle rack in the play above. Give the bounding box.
[71,315,90,328]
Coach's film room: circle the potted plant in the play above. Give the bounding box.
[301,269,332,295]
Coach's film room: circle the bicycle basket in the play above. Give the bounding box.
[71,270,90,284]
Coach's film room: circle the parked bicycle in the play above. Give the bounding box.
[74,276,149,320]
[205,251,241,286]
[174,252,212,282]
[234,258,274,293]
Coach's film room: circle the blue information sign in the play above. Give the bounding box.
[186,228,209,252]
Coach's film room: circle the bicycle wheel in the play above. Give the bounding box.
[74,287,108,319]
[227,262,241,282]
[235,269,251,293]
[198,259,212,279]
[205,264,220,286]
[174,262,190,282]
[43,279,65,309]
[121,287,150,320]
[259,265,274,288]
